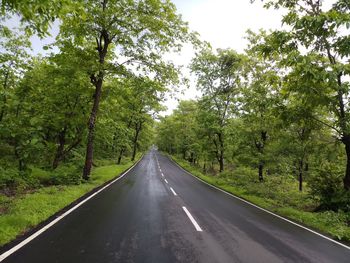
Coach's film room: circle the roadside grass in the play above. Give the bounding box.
[0,157,139,247]
[171,155,350,243]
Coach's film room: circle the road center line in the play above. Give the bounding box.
[164,178,168,184]
[182,206,203,232]
[170,187,177,196]
[161,173,164,177]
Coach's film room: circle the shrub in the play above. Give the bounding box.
[308,162,350,211]
[0,167,34,193]
[30,167,52,186]
[50,165,81,185]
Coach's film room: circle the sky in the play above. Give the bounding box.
[163,0,286,115]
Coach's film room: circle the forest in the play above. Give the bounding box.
[156,0,350,240]
[0,0,196,245]
[1,0,350,247]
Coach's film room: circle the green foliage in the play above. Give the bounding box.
[258,0,350,190]
[49,165,81,185]
[0,167,22,189]
[0,0,186,185]
[309,161,350,211]
[1,0,71,36]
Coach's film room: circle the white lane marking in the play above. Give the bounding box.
[182,206,203,232]
[0,156,144,262]
[161,173,164,177]
[169,157,350,250]
[164,179,168,184]
[170,187,177,196]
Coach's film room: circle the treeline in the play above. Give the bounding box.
[0,0,194,190]
[157,0,350,211]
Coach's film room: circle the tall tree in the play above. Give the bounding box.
[59,0,193,179]
[191,48,244,172]
[256,0,350,190]
[240,30,282,181]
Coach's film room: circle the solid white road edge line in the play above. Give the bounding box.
[164,179,168,184]
[170,187,177,196]
[0,155,144,262]
[170,157,350,250]
[182,206,203,232]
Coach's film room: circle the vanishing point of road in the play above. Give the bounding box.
[1,149,350,262]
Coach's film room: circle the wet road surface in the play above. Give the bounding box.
[1,149,350,262]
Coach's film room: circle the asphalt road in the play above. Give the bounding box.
[1,149,350,262]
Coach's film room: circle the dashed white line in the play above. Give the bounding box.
[170,157,350,250]
[161,173,164,177]
[164,179,168,184]
[182,206,203,232]
[170,187,177,196]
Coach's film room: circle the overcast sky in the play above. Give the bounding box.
[163,0,286,115]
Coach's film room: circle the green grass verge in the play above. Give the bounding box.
[0,157,139,247]
[171,155,350,243]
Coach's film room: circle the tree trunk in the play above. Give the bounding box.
[298,160,303,192]
[256,130,267,182]
[52,128,66,169]
[0,68,10,122]
[219,153,224,172]
[82,15,110,179]
[83,78,103,180]
[189,152,194,164]
[326,46,350,190]
[342,135,350,190]
[131,123,141,161]
[117,147,125,164]
[258,162,263,182]
[216,132,224,172]
[14,145,25,171]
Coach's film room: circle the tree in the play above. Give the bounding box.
[20,52,91,169]
[191,48,245,172]
[59,0,193,179]
[256,0,350,190]
[240,30,282,181]
[0,27,32,171]
[172,100,200,163]
[116,76,164,162]
[1,0,70,36]
[0,27,31,122]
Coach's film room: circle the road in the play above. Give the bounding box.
[1,149,350,262]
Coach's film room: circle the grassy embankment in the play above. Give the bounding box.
[171,155,350,243]
[0,156,140,247]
